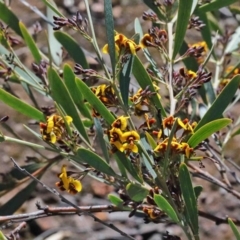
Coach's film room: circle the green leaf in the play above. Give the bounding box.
[94,118,110,163]
[48,67,89,143]
[126,183,148,202]
[19,21,41,64]
[54,31,89,68]
[0,2,22,36]
[179,163,199,236]
[225,26,240,54]
[195,75,240,131]
[47,4,62,66]
[63,64,92,119]
[75,148,116,176]
[196,10,216,60]
[119,55,134,107]
[42,0,65,17]
[115,151,143,183]
[188,118,231,148]
[154,194,179,223]
[194,186,203,199]
[0,180,37,215]
[108,194,123,207]
[172,0,193,59]
[145,131,157,150]
[75,78,115,125]
[114,152,128,179]
[0,89,45,121]
[198,0,239,13]
[132,56,166,117]
[228,218,240,240]
[104,0,115,77]
[0,231,7,240]
[0,45,44,91]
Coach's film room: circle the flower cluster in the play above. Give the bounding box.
[143,187,165,223]
[152,116,197,159]
[56,165,82,194]
[188,41,208,63]
[39,114,72,143]
[109,116,140,154]
[140,27,168,48]
[130,85,160,117]
[91,84,117,117]
[102,33,142,55]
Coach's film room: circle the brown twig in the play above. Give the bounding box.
[6,222,26,240]
[198,210,240,226]
[188,162,240,199]
[9,158,135,240]
[0,205,124,224]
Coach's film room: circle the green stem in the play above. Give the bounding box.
[84,0,112,81]
[4,136,69,155]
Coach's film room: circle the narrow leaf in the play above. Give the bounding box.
[126,183,148,202]
[104,0,115,77]
[108,194,123,207]
[19,21,41,64]
[54,31,89,68]
[94,118,110,163]
[195,75,240,131]
[196,10,215,60]
[63,64,92,119]
[115,151,143,183]
[194,186,203,199]
[75,148,116,176]
[42,0,65,17]
[172,0,193,59]
[0,89,45,121]
[132,56,166,117]
[188,118,231,148]
[198,0,238,13]
[228,218,240,240]
[179,163,199,236]
[47,5,62,66]
[0,231,7,240]
[154,194,179,223]
[48,67,89,142]
[75,78,115,125]
[119,55,134,107]
[0,2,22,36]
[225,26,240,54]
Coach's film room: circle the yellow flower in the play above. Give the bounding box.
[56,165,82,194]
[111,116,129,131]
[40,114,72,143]
[121,131,140,153]
[187,70,197,79]
[102,33,141,55]
[140,33,154,48]
[109,127,125,152]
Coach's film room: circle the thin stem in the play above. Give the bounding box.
[10,158,135,240]
[84,0,112,81]
[167,22,176,115]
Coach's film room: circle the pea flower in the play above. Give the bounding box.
[40,114,72,143]
[102,33,141,55]
[56,165,82,194]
